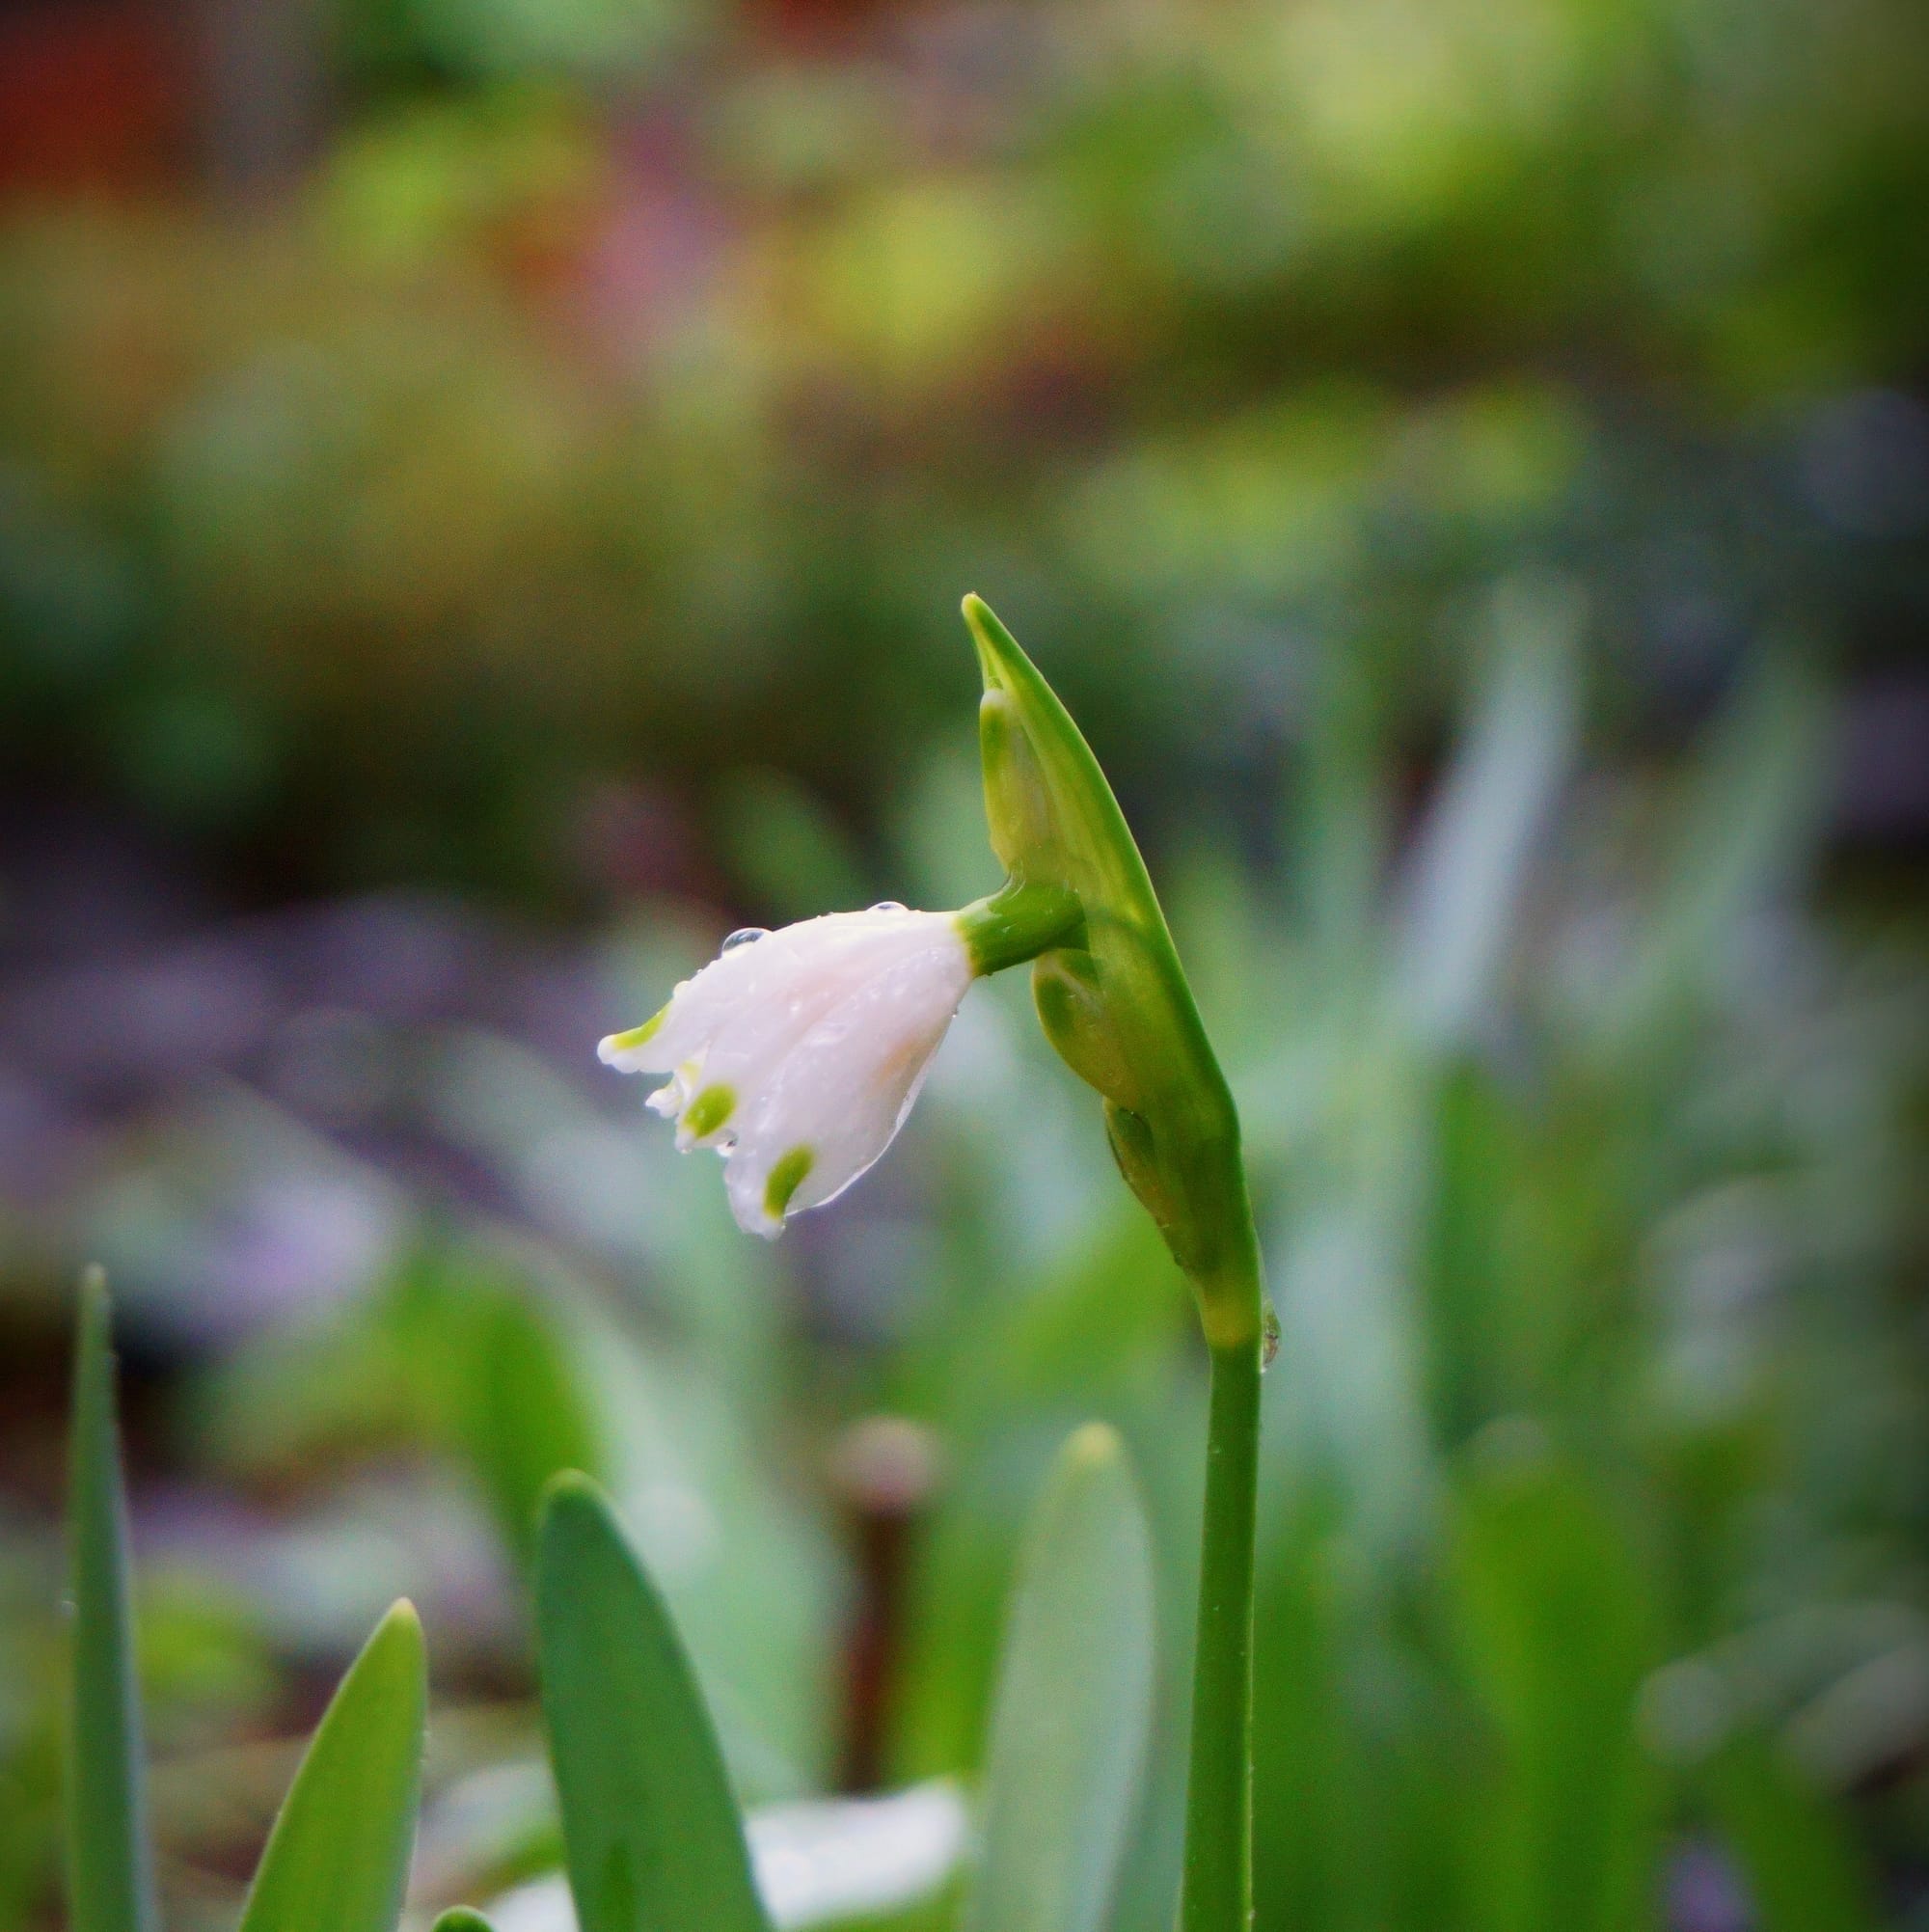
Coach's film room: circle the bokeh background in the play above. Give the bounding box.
[2,0,1927,1924]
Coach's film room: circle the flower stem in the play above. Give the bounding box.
[1180,1319,1263,1932]
[956,878,1085,977]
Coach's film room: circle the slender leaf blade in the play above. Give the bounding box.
[459,1283,605,1569]
[963,1423,1157,1932]
[1450,1445,1658,1932]
[1395,573,1581,1048]
[1705,1732,1882,1932]
[237,1600,427,1932]
[535,1472,772,1932]
[65,1267,158,1932]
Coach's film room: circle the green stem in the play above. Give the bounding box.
[956,878,1085,977]
[1180,1323,1263,1932]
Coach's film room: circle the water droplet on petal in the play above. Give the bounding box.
[869,901,908,913]
[1261,1300,1281,1372]
[722,927,770,952]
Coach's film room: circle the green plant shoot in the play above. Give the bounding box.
[964,594,1267,1932]
[65,1268,158,1932]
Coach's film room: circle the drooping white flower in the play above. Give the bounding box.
[599,906,975,1238]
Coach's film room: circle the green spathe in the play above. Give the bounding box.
[964,593,1262,1347]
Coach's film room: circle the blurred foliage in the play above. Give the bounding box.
[0,0,1926,1923]
[0,0,1924,896]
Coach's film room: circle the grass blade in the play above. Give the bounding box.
[458,1283,605,1569]
[535,1472,772,1932]
[65,1267,158,1932]
[963,1423,1157,1932]
[1705,1732,1882,1932]
[237,1600,427,1932]
[1451,1444,1657,1932]
[1396,574,1582,1048]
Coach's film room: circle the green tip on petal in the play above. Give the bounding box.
[607,1006,668,1052]
[684,1084,736,1137]
[765,1146,814,1219]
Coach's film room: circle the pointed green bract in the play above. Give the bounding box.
[963,594,1261,1347]
[535,1473,773,1932]
[964,1424,1156,1932]
[236,1601,428,1932]
[65,1268,158,1932]
[964,596,1265,1932]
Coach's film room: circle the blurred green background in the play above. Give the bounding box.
[1,0,1926,1923]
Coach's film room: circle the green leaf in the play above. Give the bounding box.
[1395,574,1581,1048]
[963,595,1259,1345]
[236,1600,427,1932]
[1450,1442,1658,1932]
[1705,1732,1882,1932]
[535,1472,773,1932]
[457,1283,606,1569]
[963,1424,1157,1932]
[64,1267,159,1932]
[1597,645,1827,1061]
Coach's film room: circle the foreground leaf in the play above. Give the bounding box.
[1451,1445,1657,1932]
[535,1472,772,1932]
[237,1600,427,1932]
[963,1423,1157,1932]
[1705,1732,1882,1932]
[65,1268,158,1932]
[458,1282,605,1568]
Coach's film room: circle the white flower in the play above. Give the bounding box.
[598,906,974,1238]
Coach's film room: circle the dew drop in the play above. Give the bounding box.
[1261,1300,1281,1373]
[869,900,908,913]
[722,927,770,952]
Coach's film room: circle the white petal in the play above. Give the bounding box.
[720,939,970,1236]
[600,910,956,1077]
[600,907,974,1235]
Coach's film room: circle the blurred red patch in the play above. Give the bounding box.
[0,1,189,193]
